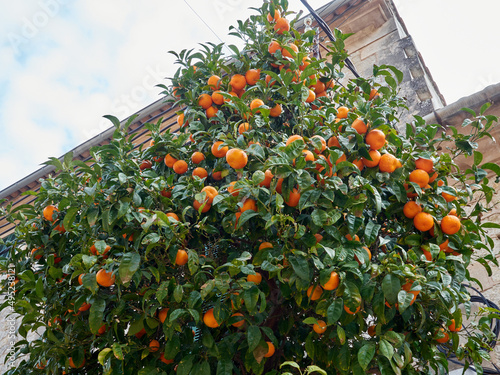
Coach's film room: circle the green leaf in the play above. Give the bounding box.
[112,342,124,360]
[288,255,310,281]
[177,355,195,375]
[119,253,141,284]
[474,151,483,165]
[379,339,394,360]
[89,298,106,334]
[63,206,79,231]
[382,274,401,305]
[98,348,112,366]
[247,325,262,351]
[327,299,343,324]
[358,343,376,370]
[216,358,233,375]
[364,221,381,246]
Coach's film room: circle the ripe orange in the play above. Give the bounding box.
[259,169,274,188]
[264,341,275,357]
[352,118,367,134]
[448,319,462,332]
[240,198,257,212]
[158,308,169,324]
[230,74,247,91]
[226,148,248,169]
[355,247,372,265]
[441,215,461,235]
[369,88,378,100]
[378,153,398,173]
[307,285,323,301]
[267,9,280,22]
[268,40,281,55]
[442,188,457,202]
[274,17,290,34]
[310,135,326,154]
[211,90,224,105]
[276,178,284,194]
[160,352,174,365]
[173,160,188,174]
[435,328,449,344]
[250,99,265,111]
[313,320,327,334]
[322,271,340,291]
[285,188,301,207]
[69,357,85,369]
[365,129,385,150]
[78,302,91,312]
[164,154,178,168]
[270,103,282,117]
[212,141,229,158]
[78,274,85,285]
[259,242,273,251]
[336,106,349,119]
[166,212,179,221]
[43,205,58,221]
[245,69,261,85]
[238,122,251,134]
[198,93,213,109]
[231,313,245,327]
[227,181,240,197]
[207,75,221,90]
[403,201,422,219]
[175,249,188,266]
[286,134,304,146]
[206,106,219,119]
[409,169,430,188]
[247,272,262,284]
[344,305,361,315]
[362,150,381,168]
[191,151,205,164]
[305,89,316,103]
[314,233,323,243]
[201,186,218,204]
[413,212,434,232]
[192,167,208,179]
[90,243,111,256]
[31,248,43,260]
[312,80,326,94]
[327,136,340,148]
[415,157,433,172]
[212,171,223,181]
[149,339,160,352]
[96,269,115,287]
[203,308,220,328]
[282,42,299,58]
[176,113,187,128]
[193,199,211,213]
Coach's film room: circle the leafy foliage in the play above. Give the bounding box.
[1,1,500,374]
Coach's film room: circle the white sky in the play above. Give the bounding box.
[0,0,499,192]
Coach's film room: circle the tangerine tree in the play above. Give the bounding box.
[2,1,500,374]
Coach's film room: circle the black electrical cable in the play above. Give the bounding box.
[299,0,360,78]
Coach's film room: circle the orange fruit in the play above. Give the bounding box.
[164,154,178,168]
[264,341,275,357]
[276,178,284,194]
[227,181,240,197]
[365,129,385,150]
[191,151,205,164]
[435,328,449,344]
[78,274,85,285]
[322,271,340,291]
[69,357,85,369]
[429,170,438,183]
[448,319,462,332]
[166,212,179,221]
[267,9,280,22]
[312,80,326,93]
[231,313,245,327]
[192,167,208,179]
[307,285,323,301]
[226,148,248,169]
[314,233,323,243]
[175,249,188,266]
[176,113,187,128]
[158,308,169,324]
[250,99,265,111]
[344,305,361,315]
[362,150,381,168]
[286,134,304,146]
[206,106,219,119]
[135,328,146,339]
[230,74,246,91]
[439,239,451,252]
[259,242,273,251]
[282,43,299,59]
[378,153,398,173]
[403,201,422,219]
[259,169,274,188]
[305,89,316,103]
[240,199,257,212]
[43,205,58,221]
[327,136,340,148]
[96,269,115,287]
[238,122,251,134]
[413,212,434,232]
[247,272,262,284]
[274,17,290,34]
[369,88,378,100]
[97,324,107,335]
[352,118,367,134]
[336,106,349,119]
[212,141,228,158]
[245,69,261,85]
[78,302,91,312]
[212,90,224,105]
[409,169,430,188]
[198,93,213,109]
[270,103,282,117]
[310,136,326,154]
[442,188,457,202]
[207,75,221,90]
[193,199,211,213]
[212,171,223,181]
[415,157,433,172]
[31,248,43,260]
[285,188,301,207]
[201,186,218,204]
[441,215,461,235]
[149,339,160,352]
[160,352,174,365]
[268,40,281,55]
[173,160,188,174]
[313,320,327,334]
[355,247,372,265]
[203,308,220,328]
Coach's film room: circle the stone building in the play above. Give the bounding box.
[1,0,499,373]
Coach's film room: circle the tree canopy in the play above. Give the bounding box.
[2,1,500,374]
